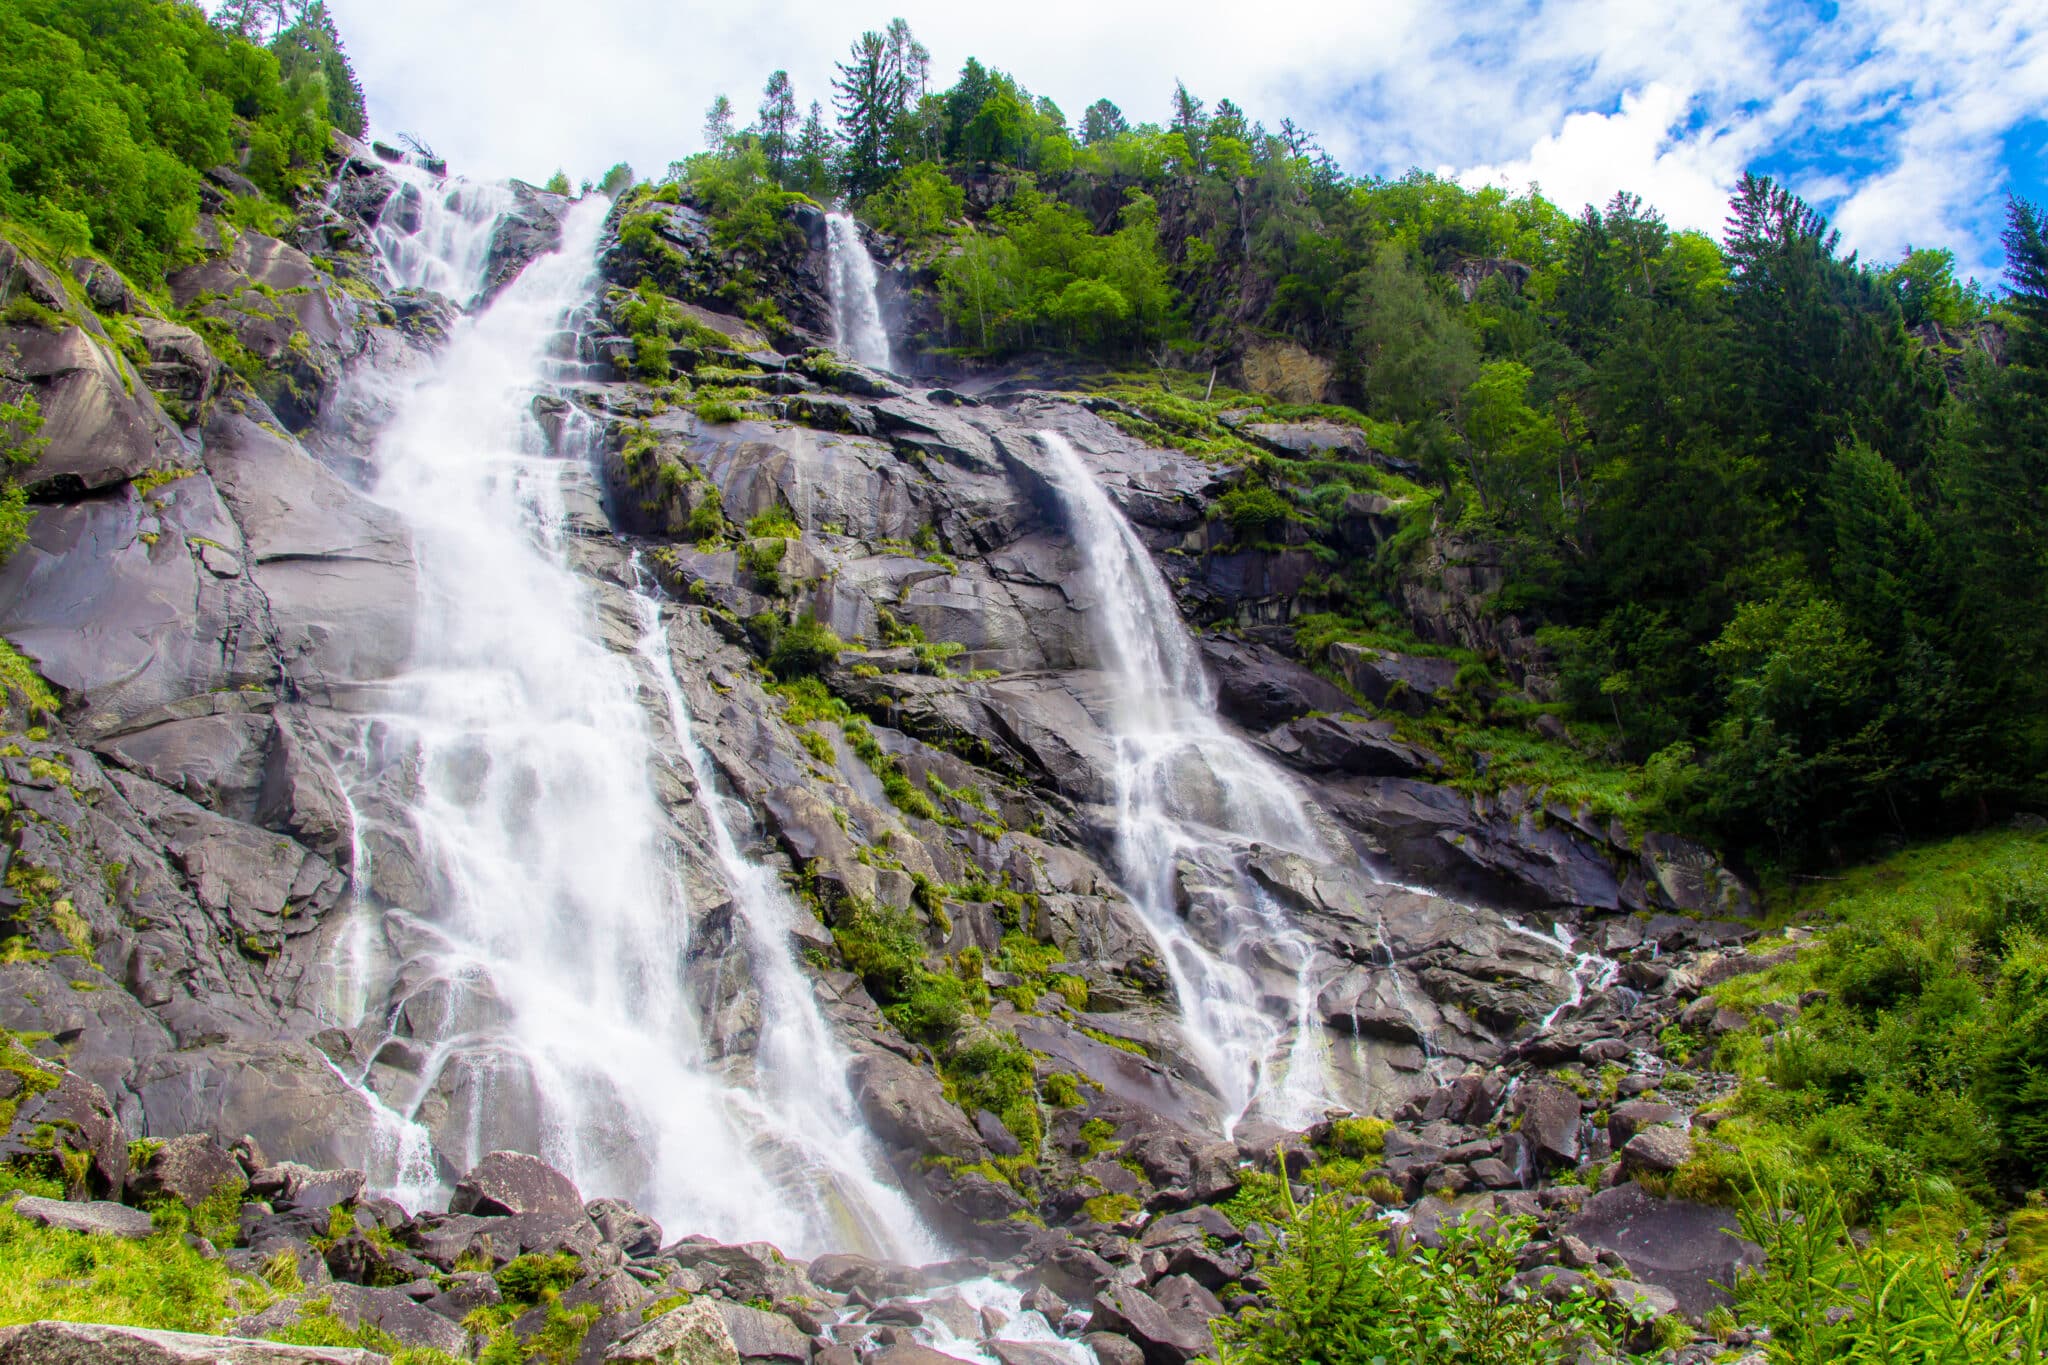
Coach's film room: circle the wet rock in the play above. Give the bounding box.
[683,1242,814,1306]
[247,1164,365,1212]
[986,1344,1074,1365]
[587,1197,663,1258]
[710,1301,810,1362]
[240,1284,468,1357]
[0,1322,386,1365]
[1510,1082,1581,1171]
[606,1300,740,1365]
[1567,1182,1764,1319]
[1079,1334,1146,1365]
[806,1253,922,1299]
[1324,644,1460,718]
[10,1195,155,1238]
[450,1150,584,1218]
[1089,1283,1213,1365]
[1621,1125,1694,1175]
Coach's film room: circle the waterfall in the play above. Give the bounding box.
[1037,431,1332,1132]
[825,212,893,372]
[629,571,936,1261]
[321,165,929,1258]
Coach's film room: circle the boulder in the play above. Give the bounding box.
[237,1285,467,1358]
[586,1198,662,1258]
[709,1302,810,1363]
[606,1302,740,1365]
[1079,1335,1146,1365]
[9,1196,155,1239]
[1089,1284,1211,1365]
[449,1151,584,1219]
[805,1253,922,1299]
[1621,1126,1694,1176]
[986,1345,1074,1365]
[1607,1102,1680,1148]
[1265,715,1441,778]
[1509,1082,1581,1170]
[0,1322,385,1365]
[247,1164,366,1212]
[1324,644,1461,718]
[1567,1183,1764,1319]
[1,1069,129,1197]
[128,1134,246,1207]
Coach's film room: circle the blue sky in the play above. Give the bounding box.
[323,0,2046,286]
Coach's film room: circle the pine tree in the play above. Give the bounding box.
[790,101,837,201]
[757,71,797,183]
[834,30,897,196]
[1079,99,1128,145]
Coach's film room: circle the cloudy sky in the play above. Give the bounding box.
[324,0,2047,282]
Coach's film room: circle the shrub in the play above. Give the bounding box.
[1216,1184,1634,1365]
[765,613,841,679]
[1216,483,1292,539]
[948,1034,1041,1155]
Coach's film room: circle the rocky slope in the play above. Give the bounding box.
[0,143,1774,1360]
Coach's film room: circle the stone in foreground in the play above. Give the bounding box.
[0,1322,385,1365]
[605,1302,740,1365]
[10,1197,156,1239]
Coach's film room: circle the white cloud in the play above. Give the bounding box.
[1455,83,1752,233]
[321,0,2043,271]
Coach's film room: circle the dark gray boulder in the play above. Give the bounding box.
[1567,1182,1764,1319]
[0,1323,384,1365]
[10,1196,155,1238]
[449,1151,585,1219]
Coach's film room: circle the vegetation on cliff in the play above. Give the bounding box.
[678,21,2046,880]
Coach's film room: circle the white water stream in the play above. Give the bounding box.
[317,164,928,1258]
[825,212,894,372]
[1037,431,1332,1132]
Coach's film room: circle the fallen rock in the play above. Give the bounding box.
[10,1196,156,1239]
[449,1151,584,1219]
[1621,1126,1694,1176]
[128,1134,246,1207]
[708,1302,809,1363]
[586,1198,662,1258]
[1567,1182,1764,1319]
[1090,1284,1211,1365]
[1510,1082,1581,1170]
[606,1301,740,1365]
[0,1322,385,1365]
[1079,1335,1145,1365]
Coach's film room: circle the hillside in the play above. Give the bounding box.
[0,6,2043,1365]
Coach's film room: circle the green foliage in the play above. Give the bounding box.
[830,898,964,1043]
[864,163,963,243]
[1216,483,1292,540]
[0,0,336,282]
[1733,1167,2046,1363]
[945,1033,1041,1156]
[495,1252,582,1304]
[0,1185,244,1332]
[1216,1183,1635,1365]
[765,613,841,679]
[937,185,1176,356]
[1673,831,2048,1219]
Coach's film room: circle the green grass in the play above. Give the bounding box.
[1670,829,2048,1234]
[0,639,58,714]
[0,1173,244,1333]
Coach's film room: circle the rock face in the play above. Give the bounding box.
[1568,1183,1765,1319]
[0,146,1760,1338]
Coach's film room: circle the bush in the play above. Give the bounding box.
[864,163,964,243]
[947,1034,1041,1155]
[1216,483,1292,539]
[1216,1183,1635,1365]
[765,613,840,679]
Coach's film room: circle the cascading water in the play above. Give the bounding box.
[318,167,929,1258]
[825,212,894,371]
[1037,431,1332,1132]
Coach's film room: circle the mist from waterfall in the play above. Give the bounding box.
[320,164,931,1258]
[825,212,894,372]
[1037,431,1333,1133]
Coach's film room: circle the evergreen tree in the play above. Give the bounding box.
[1080,99,1128,145]
[757,71,797,183]
[703,94,735,150]
[1169,81,1208,172]
[271,2,366,138]
[833,25,923,196]
[789,100,837,200]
